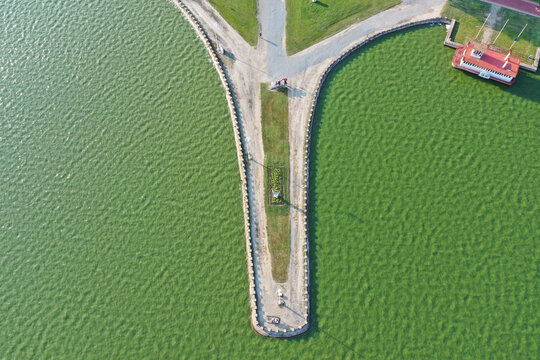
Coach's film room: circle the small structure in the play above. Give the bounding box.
[452,40,521,85]
[270,78,288,90]
[277,288,284,306]
[267,316,280,324]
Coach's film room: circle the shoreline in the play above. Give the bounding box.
[169,0,264,334]
[172,0,447,338]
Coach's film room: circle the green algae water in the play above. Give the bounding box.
[1,1,250,357]
[308,26,539,358]
[1,3,538,358]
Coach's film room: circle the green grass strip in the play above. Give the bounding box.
[286,0,400,55]
[260,84,290,282]
[209,0,258,46]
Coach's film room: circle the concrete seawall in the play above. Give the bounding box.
[173,0,452,338]
[170,0,263,333]
[300,17,451,336]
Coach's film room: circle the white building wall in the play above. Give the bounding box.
[459,58,514,82]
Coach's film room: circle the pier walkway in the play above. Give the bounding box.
[174,0,446,337]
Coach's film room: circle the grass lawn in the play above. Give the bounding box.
[442,0,539,64]
[491,7,540,63]
[209,0,258,46]
[260,84,290,282]
[286,0,400,54]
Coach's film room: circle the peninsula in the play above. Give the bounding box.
[172,0,447,336]
[172,0,539,337]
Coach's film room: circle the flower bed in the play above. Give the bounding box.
[267,166,285,205]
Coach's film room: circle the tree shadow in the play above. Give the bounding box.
[313,1,328,8]
[222,48,236,60]
[264,38,278,47]
[458,69,540,103]
[277,87,288,96]
[288,86,307,98]
[505,71,540,103]
[281,197,306,214]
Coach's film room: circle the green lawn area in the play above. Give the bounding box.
[286,0,400,54]
[260,84,290,282]
[209,0,258,46]
[442,0,539,64]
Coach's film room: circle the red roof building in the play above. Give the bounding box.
[452,41,521,85]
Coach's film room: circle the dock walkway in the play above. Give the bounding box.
[174,0,446,337]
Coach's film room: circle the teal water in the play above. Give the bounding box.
[1,3,538,359]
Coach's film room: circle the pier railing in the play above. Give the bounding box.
[302,17,452,337]
[170,0,262,333]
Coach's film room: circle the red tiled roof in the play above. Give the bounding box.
[460,41,521,77]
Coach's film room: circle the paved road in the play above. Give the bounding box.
[480,0,540,17]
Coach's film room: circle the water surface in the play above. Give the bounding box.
[1,5,538,358]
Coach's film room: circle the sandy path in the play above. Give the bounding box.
[482,4,501,43]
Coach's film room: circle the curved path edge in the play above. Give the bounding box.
[304,19,453,226]
[169,0,265,334]
[298,16,451,337]
[172,0,450,338]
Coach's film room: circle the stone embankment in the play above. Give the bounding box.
[170,0,263,333]
[174,0,461,338]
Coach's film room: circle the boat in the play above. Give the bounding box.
[452,40,521,85]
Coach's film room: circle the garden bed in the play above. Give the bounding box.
[267,166,285,206]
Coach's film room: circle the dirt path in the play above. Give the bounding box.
[482,4,501,43]
[176,0,446,336]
